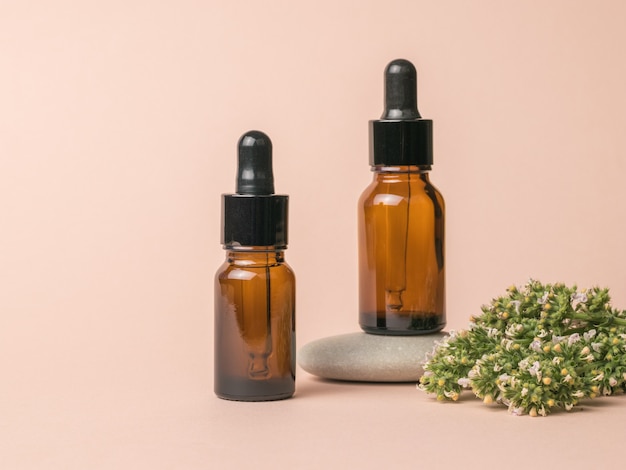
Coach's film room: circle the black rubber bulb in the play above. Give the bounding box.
[381,59,422,120]
[236,130,275,195]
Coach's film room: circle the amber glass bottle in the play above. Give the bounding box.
[214,131,295,401]
[358,59,445,335]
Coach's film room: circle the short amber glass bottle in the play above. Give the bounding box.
[214,131,295,401]
[358,59,445,335]
[215,248,295,401]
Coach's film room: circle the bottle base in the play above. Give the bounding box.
[214,374,295,402]
[360,324,444,336]
[359,311,445,336]
[215,391,294,402]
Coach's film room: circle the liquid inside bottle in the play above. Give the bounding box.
[358,165,445,335]
[214,249,295,401]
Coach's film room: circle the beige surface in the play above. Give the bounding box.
[5,369,626,469]
[2,1,626,468]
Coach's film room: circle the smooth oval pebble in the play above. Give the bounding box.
[298,331,447,382]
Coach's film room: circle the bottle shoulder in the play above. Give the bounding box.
[358,179,380,204]
[216,256,295,281]
[359,173,444,207]
[425,179,445,207]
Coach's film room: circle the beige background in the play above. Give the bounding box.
[2,0,626,468]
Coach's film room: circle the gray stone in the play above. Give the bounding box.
[298,331,447,382]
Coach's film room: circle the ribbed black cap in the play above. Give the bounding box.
[369,59,433,166]
[221,131,288,248]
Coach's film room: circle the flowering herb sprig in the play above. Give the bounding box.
[418,280,626,416]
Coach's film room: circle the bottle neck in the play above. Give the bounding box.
[371,165,431,174]
[224,248,285,266]
[371,165,431,182]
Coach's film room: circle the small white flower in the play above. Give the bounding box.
[493,364,503,372]
[457,377,471,388]
[583,329,597,341]
[508,404,525,416]
[468,368,479,379]
[499,373,510,383]
[565,403,574,411]
[571,292,588,310]
[592,372,605,382]
[487,328,500,338]
[538,292,549,305]
[521,387,529,397]
[529,361,541,377]
[510,300,521,314]
[572,390,584,398]
[537,329,549,338]
[568,333,581,346]
[528,361,542,382]
[518,358,530,371]
[591,342,603,353]
[505,323,524,338]
[530,340,542,352]
[609,377,618,387]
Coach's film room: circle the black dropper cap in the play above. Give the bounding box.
[221,131,288,248]
[369,59,433,166]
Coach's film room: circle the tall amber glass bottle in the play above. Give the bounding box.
[358,59,445,335]
[214,131,295,401]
